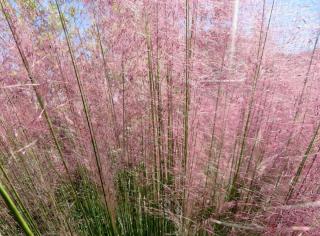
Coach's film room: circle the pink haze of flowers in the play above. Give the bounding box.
[0,0,320,234]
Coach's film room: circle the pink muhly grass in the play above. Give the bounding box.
[1,0,320,235]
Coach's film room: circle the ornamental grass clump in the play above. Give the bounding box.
[1,0,320,235]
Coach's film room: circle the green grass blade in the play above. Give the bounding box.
[0,183,34,236]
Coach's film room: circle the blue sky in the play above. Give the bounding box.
[272,0,320,53]
[6,0,319,54]
[239,0,319,53]
[64,0,320,54]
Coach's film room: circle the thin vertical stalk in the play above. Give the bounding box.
[181,0,190,232]
[182,0,190,181]
[211,91,228,205]
[165,4,175,188]
[121,60,127,164]
[203,84,221,204]
[166,65,174,186]
[54,1,117,233]
[229,0,240,69]
[95,20,120,148]
[145,19,159,200]
[227,0,275,201]
[155,1,164,187]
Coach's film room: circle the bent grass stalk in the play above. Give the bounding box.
[0,138,49,234]
[0,156,41,236]
[297,145,320,194]
[0,0,68,180]
[0,1,93,234]
[0,182,34,236]
[285,121,320,203]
